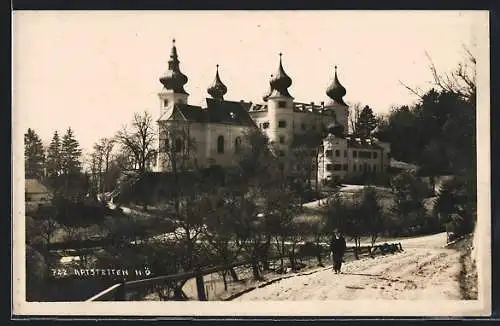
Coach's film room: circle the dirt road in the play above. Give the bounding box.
[236,232,463,300]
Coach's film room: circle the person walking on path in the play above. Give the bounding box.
[331,232,347,274]
[336,233,347,273]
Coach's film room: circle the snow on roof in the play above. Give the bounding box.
[25,179,51,194]
[390,159,419,171]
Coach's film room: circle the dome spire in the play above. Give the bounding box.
[269,52,293,98]
[159,39,189,94]
[326,65,347,105]
[207,64,228,100]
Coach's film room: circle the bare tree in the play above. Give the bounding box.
[400,45,476,101]
[116,111,157,173]
[348,102,362,135]
[90,138,115,194]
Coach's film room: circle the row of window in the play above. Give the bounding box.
[325,149,347,158]
[217,136,242,154]
[259,121,319,131]
[167,136,242,154]
[326,163,378,173]
[325,149,379,159]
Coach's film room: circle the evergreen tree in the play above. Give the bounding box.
[60,128,82,175]
[24,128,45,179]
[354,105,378,137]
[45,131,62,178]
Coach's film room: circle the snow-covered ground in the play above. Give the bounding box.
[302,184,393,210]
[235,232,468,300]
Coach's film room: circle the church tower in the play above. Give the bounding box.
[265,53,293,144]
[265,53,295,169]
[158,39,189,119]
[156,39,189,172]
[325,66,349,133]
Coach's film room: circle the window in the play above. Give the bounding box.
[366,165,371,172]
[278,120,287,128]
[278,101,287,108]
[175,138,182,153]
[334,164,342,171]
[353,150,358,158]
[344,150,347,157]
[301,123,306,130]
[279,150,285,157]
[326,150,333,157]
[326,164,333,171]
[353,164,357,172]
[263,122,270,129]
[279,135,285,144]
[373,152,378,159]
[335,150,340,157]
[163,99,169,107]
[343,164,348,171]
[234,137,242,154]
[373,165,377,172]
[217,135,225,154]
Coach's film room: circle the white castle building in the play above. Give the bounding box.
[155,40,390,184]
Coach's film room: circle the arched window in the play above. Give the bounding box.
[217,135,225,154]
[234,137,242,154]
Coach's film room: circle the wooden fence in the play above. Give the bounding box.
[86,241,403,302]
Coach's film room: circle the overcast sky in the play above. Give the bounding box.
[13,10,487,156]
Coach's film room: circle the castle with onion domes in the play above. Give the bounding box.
[155,39,390,185]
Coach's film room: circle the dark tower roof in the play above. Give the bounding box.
[326,121,345,138]
[262,74,274,102]
[326,66,347,105]
[159,39,189,94]
[269,53,293,98]
[207,65,228,100]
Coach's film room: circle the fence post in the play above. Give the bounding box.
[195,269,207,301]
[398,242,403,251]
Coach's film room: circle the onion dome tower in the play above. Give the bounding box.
[262,74,274,102]
[207,65,227,100]
[268,53,293,99]
[326,66,347,105]
[159,39,189,95]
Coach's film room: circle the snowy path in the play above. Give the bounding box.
[236,233,463,300]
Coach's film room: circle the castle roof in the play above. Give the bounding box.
[325,134,385,150]
[163,98,256,127]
